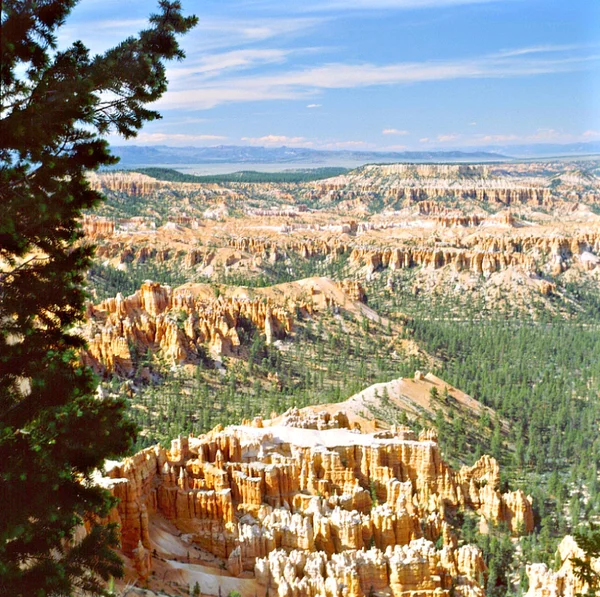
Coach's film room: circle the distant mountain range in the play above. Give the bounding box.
[108,145,509,166]
[107,142,600,168]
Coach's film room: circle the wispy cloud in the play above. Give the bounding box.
[419,133,462,143]
[321,140,375,149]
[167,49,293,84]
[241,135,309,145]
[420,128,600,147]
[294,0,507,12]
[185,17,326,53]
[155,45,598,111]
[582,130,600,139]
[306,103,322,108]
[57,18,147,53]
[238,135,378,150]
[493,43,591,58]
[382,128,410,135]
[129,133,228,145]
[473,128,600,144]
[59,15,325,56]
[438,133,462,142]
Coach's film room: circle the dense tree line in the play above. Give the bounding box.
[115,310,419,452]
[130,166,350,183]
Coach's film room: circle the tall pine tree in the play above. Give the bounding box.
[0,2,197,594]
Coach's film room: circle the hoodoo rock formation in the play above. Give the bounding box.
[348,246,537,276]
[82,215,116,237]
[83,282,293,376]
[90,227,600,279]
[98,410,533,595]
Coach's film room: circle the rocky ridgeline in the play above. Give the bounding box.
[88,227,600,303]
[228,228,600,279]
[305,163,600,208]
[467,232,600,275]
[83,281,292,376]
[98,410,534,595]
[87,171,233,197]
[85,172,241,216]
[87,171,165,196]
[347,247,538,279]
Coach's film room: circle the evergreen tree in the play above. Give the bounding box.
[0,2,196,595]
[572,525,600,596]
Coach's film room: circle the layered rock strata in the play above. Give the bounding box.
[225,233,600,278]
[89,226,600,286]
[98,410,533,595]
[306,163,600,208]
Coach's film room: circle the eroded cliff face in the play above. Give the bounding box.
[228,231,600,279]
[83,281,293,376]
[98,410,533,596]
[87,171,238,201]
[306,163,600,210]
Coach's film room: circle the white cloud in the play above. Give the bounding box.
[155,45,598,111]
[469,122,477,126]
[241,135,309,146]
[436,133,462,142]
[60,14,325,57]
[419,134,462,143]
[129,133,227,145]
[477,129,565,144]
[321,140,375,149]
[167,49,292,84]
[582,130,600,139]
[477,133,520,143]
[306,103,322,108]
[382,128,409,135]
[192,17,324,46]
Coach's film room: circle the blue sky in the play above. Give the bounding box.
[63,0,600,150]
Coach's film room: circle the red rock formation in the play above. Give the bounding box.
[81,215,115,238]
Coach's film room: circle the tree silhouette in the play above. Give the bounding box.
[0,1,196,595]
[573,525,600,596]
